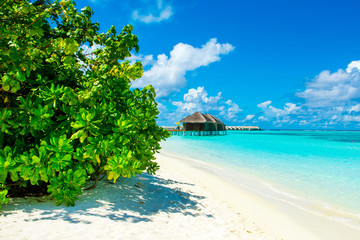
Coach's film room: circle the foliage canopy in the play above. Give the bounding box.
[0,0,169,208]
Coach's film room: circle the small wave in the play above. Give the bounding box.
[253,179,360,231]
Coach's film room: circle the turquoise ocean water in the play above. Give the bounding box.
[161,130,360,229]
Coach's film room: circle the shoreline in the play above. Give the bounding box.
[156,151,360,240]
[1,151,360,239]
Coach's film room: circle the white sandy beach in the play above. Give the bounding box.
[1,151,360,239]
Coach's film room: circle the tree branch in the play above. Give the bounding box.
[0,0,9,9]
[84,171,104,190]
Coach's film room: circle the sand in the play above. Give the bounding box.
[1,151,360,239]
[156,151,360,240]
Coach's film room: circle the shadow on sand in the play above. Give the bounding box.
[1,173,211,224]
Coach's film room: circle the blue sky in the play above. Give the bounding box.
[79,0,360,129]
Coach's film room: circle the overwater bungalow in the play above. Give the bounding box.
[204,113,226,131]
[169,112,226,136]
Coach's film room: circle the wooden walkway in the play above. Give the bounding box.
[226,126,260,131]
[167,129,227,136]
[162,126,261,136]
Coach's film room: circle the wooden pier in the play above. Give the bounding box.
[162,125,261,136]
[166,129,227,136]
[226,126,261,131]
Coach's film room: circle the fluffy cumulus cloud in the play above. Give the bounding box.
[132,0,173,23]
[171,87,242,122]
[296,61,360,108]
[346,60,360,73]
[128,54,155,66]
[257,101,301,119]
[172,87,222,113]
[223,100,242,120]
[349,104,360,113]
[132,38,235,97]
[231,100,302,127]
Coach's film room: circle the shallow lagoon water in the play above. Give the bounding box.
[161,130,360,229]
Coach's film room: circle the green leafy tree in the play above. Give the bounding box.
[0,0,169,207]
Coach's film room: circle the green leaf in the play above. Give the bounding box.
[0,189,9,209]
[16,71,26,82]
[64,38,79,55]
[40,167,49,182]
[71,120,86,129]
[3,84,10,91]
[31,156,41,164]
[70,129,85,140]
[79,130,88,143]
[62,56,73,65]
[63,154,71,161]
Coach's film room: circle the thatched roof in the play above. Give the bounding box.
[180,112,226,125]
[204,113,224,124]
[180,112,212,123]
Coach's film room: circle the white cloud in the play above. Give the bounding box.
[257,100,272,108]
[171,87,241,122]
[157,102,166,112]
[343,115,360,122]
[349,104,360,112]
[257,103,360,127]
[346,60,360,73]
[334,106,345,112]
[127,54,155,66]
[258,116,269,122]
[78,43,103,71]
[255,101,302,126]
[296,62,360,107]
[80,42,103,60]
[243,115,255,122]
[257,101,300,118]
[284,103,301,113]
[183,87,222,104]
[172,87,223,113]
[132,0,173,23]
[132,38,235,97]
[222,100,242,120]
